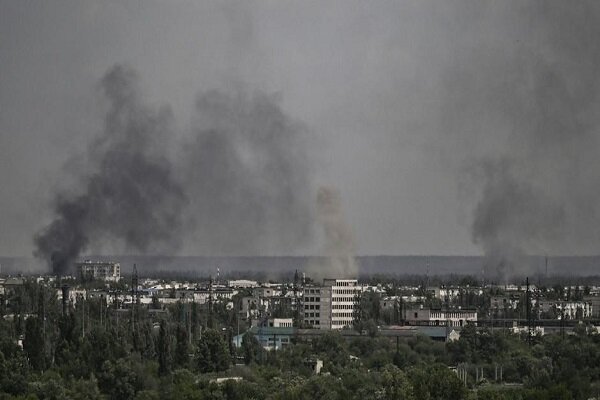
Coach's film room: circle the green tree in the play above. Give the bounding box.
[381,364,414,400]
[241,331,261,365]
[23,316,45,371]
[409,364,467,400]
[195,329,230,373]
[157,320,171,376]
[174,323,189,368]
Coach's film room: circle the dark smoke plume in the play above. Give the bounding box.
[35,66,314,272]
[182,89,313,255]
[442,2,600,278]
[34,65,186,274]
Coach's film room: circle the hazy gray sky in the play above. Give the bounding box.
[2,1,599,258]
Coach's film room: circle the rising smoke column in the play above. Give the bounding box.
[34,65,186,274]
[312,186,358,278]
[182,90,313,255]
[470,159,565,278]
[441,2,600,278]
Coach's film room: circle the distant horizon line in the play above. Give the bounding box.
[3,254,600,259]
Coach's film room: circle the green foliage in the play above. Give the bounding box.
[3,279,600,400]
[241,331,261,365]
[409,363,467,400]
[380,364,414,400]
[23,317,45,371]
[195,329,230,373]
[157,320,171,376]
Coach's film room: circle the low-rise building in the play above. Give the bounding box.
[405,306,477,327]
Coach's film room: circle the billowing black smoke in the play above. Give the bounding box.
[34,65,186,275]
[34,66,313,273]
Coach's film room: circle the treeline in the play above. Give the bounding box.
[1,279,600,399]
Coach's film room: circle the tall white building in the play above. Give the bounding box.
[304,279,364,330]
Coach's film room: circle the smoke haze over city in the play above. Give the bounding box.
[2,1,600,277]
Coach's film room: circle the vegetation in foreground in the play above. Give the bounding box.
[1,279,600,399]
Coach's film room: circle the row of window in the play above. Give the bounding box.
[304,304,321,310]
[332,304,355,310]
[332,297,356,303]
[333,281,357,287]
[332,289,360,295]
[332,312,354,319]
[305,289,321,294]
[304,312,321,318]
[304,297,321,302]
[306,320,321,325]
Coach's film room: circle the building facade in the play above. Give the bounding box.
[77,260,121,282]
[304,279,364,330]
[405,307,477,327]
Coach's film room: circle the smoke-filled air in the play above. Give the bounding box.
[34,65,314,274]
[3,1,600,277]
[309,186,358,279]
[182,90,312,256]
[33,66,187,275]
[443,3,600,278]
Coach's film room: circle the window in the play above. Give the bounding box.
[316,297,320,302]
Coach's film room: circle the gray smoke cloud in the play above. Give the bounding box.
[34,66,314,273]
[443,2,600,278]
[34,65,186,274]
[309,186,358,279]
[182,89,313,255]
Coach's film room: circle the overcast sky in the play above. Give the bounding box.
[2,1,599,258]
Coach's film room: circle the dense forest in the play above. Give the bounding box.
[1,279,600,399]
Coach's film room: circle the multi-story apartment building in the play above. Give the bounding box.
[303,286,330,328]
[304,279,364,330]
[77,260,121,282]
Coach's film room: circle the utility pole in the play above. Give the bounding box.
[82,293,86,339]
[208,275,214,329]
[526,277,533,346]
[131,264,138,333]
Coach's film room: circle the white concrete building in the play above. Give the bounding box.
[538,300,593,319]
[267,318,293,328]
[405,306,477,327]
[304,279,365,330]
[228,279,258,288]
